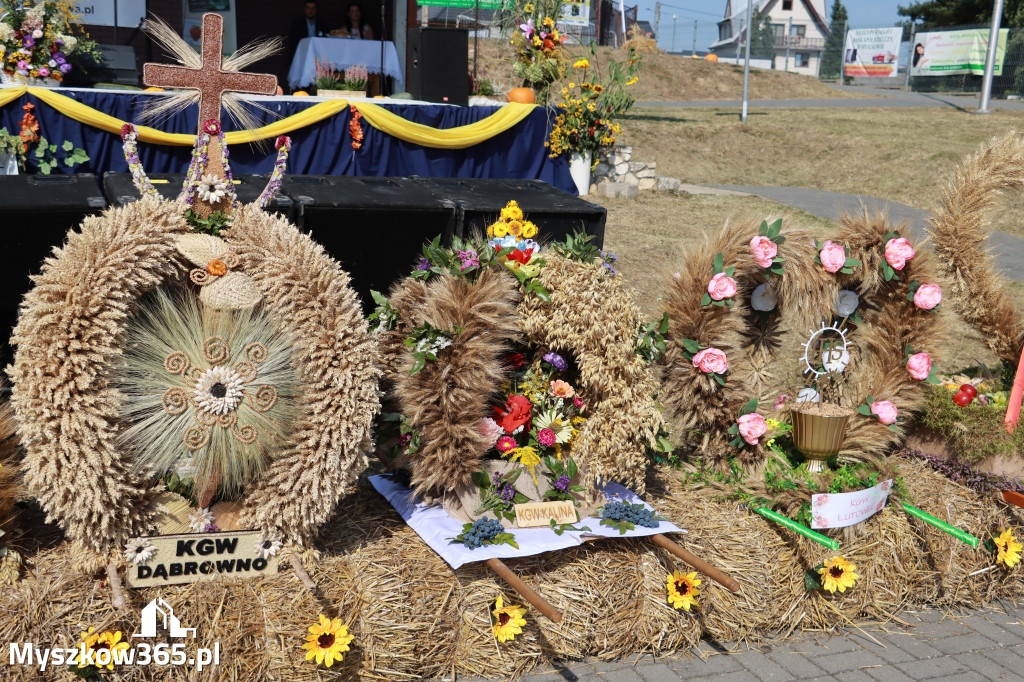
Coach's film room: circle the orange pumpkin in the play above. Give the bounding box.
[144,86,165,92]
[705,54,719,62]
[293,90,310,96]
[507,87,536,104]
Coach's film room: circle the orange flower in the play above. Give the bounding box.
[206,259,228,277]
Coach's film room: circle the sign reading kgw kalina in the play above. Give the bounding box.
[513,501,578,527]
[127,531,279,588]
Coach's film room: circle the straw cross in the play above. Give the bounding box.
[142,13,276,134]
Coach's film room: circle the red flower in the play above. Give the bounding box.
[202,119,220,135]
[543,39,555,50]
[493,395,532,434]
[506,248,534,265]
[275,135,291,151]
[121,123,136,138]
[502,353,526,369]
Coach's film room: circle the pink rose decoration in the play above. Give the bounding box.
[750,235,778,268]
[774,394,789,410]
[707,272,738,301]
[737,413,768,445]
[884,237,915,270]
[870,400,898,425]
[907,352,932,381]
[913,283,942,310]
[819,240,846,273]
[692,347,728,375]
[478,417,504,444]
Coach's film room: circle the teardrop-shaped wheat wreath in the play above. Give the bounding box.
[9,197,380,573]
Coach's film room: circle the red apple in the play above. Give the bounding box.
[953,391,973,407]
[959,384,979,398]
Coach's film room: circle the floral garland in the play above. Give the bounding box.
[349,105,364,150]
[257,135,291,208]
[182,119,238,210]
[120,124,158,197]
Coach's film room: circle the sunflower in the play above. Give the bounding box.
[80,628,129,670]
[523,3,534,12]
[542,16,555,27]
[572,58,590,69]
[302,614,354,667]
[995,528,1023,568]
[491,595,527,643]
[522,221,539,238]
[500,201,524,222]
[818,556,859,593]
[593,84,604,93]
[580,82,591,90]
[666,570,701,610]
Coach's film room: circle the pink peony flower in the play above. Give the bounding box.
[907,352,932,381]
[737,413,768,446]
[537,428,557,446]
[913,283,942,310]
[573,395,583,409]
[16,60,28,70]
[870,400,898,425]
[37,67,48,77]
[774,394,789,410]
[496,435,517,453]
[884,237,915,271]
[750,235,778,268]
[692,347,728,375]
[707,272,737,301]
[819,240,846,273]
[550,380,575,399]
[478,417,504,444]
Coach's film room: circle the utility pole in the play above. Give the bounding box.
[905,21,915,87]
[692,20,698,56]
[672,14,677,53]
[654,1,660,45]
[977,0,1004,113]
[784,16,792,72]
[742,0,753,123]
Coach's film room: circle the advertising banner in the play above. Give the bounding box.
[910,28,1009,76]
[71,0,146,27]
[560,1,591,27]
[843,27,903,77]
[810,480,893,529]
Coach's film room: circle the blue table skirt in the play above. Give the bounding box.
[0,89,576,194]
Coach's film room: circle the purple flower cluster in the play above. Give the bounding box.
[456,249,480,271]
[491,472,515,504]
[899,448,1024,495]
[397,433,411,447]
[543,351,567,372]
[416,257,431,271]
[553,475,571,493]
[599,250,618,276]
[203,522,220,533]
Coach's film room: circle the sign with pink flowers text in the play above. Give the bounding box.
[810,480,893,529]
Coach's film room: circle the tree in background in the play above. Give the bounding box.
[897,0,1024,29]
[820,0,848,79]
[750,10,776,61]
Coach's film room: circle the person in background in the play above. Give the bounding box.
[290,0,329,54]
[343,3,375,40]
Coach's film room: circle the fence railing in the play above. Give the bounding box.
[773,35,825,50]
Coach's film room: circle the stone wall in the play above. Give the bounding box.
[592,146,681,198]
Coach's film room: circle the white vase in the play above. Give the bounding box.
[0,153,17,175]
[569,150,592,196]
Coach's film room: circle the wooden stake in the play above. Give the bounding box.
[1004,343,1024,433]
[107,562,127,609]
[650,534,741,593]
[485,557,562,623]
[289,554,317,592]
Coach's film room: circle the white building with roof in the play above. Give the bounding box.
[709,0,830,75]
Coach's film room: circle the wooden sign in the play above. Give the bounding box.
[125,531,279,588]
[1004,490,1024,509]
[514,500,577,527]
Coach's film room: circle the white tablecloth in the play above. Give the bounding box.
[288,37,404,90]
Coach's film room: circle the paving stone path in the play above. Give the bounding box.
[506,601,1024,681]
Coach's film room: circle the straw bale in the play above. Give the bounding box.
[0,396,19,539]
[897,457,1024,607]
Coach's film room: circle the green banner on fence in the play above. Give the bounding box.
[417,0,503,8]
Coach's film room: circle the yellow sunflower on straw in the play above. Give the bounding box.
[818,556,859,593]
[79,628,129,670]
[995,528,1022,568]
[302,614,354,667]
[492,596,528,643]
[666,570,701,610]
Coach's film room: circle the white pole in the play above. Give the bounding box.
[977,0,1004,114]
[672,14,677,53]
[692,19,697,56]
[905,22,915,88]
[618,0,627,45]
[742,0,753,123]
[784,16,791,71]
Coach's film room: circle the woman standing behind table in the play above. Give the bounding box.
[342,3,375,39]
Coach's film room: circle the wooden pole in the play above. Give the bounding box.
[1004,343,1024,433]
[1003,490,1024,509]
[290,554,317,592]
[107,562,127,609]
[649,534,741,593]
[485,557,562,623]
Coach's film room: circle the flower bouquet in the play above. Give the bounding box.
[312,57,366,98]
[507,0,569,103]
[1,0,79,85]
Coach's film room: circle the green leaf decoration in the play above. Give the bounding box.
[409,357,426,375]
[739,398,759,416]
[471,471,491,489]
[727,423,739,435]
[850,310,864,325]
[724,265,736,277]
[713,252,724,274]
[701,293,712,306]
[682,338,703,354]
[531,283,552,302]
[845,257,862,267]
[924,371,942,385]
[805,566,825,591]
[657,312,670,334]
[856,405,872,416]
[758,219,769,236]
[729,436,744,448]
[713,373,726,386]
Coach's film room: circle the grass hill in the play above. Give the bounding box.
[469,38,856,101]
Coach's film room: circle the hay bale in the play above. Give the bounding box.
[898,458,1024,607]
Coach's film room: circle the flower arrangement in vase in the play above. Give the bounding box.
[313,58,367,98]
[506,0,569,104]
[0,0,80,84]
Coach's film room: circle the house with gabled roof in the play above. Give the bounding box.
[709,0,830,75]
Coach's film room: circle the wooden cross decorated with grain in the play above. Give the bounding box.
[143,13,276,215]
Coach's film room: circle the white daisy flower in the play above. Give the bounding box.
[188,507,215,533]
[255,532,283,560]
[193,365,245,416]
[124,538,157,565]
[197,174,228,204]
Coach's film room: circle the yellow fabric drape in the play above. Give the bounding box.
[1,86,536,149]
